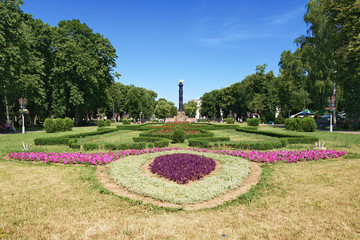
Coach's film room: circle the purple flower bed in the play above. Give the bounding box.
[7,147,346,166]
[149,153,216,184]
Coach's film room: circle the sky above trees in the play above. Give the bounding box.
[21,0,309,103]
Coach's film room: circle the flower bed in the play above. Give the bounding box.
[7,148,346,165]
[149,153,216,184]
[109,150,251,204]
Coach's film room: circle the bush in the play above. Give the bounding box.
[55,118,66,132]
[68,138,78,146]
[43,118,56,133]
[97,119,105,128]
[188,139,211,148]
[133,137,167,142]
[128,142,146,150]
[104,143,117,150]
[224,118,235,124]
[301,117,317,132]
[122,119,131,125]
[117,143,129,150]
[147,143,154,148]
[105,119,111,126]
[171,127,185,143]
[64,118,74,131]
[70,143,81,149]
[154,140,169,148]
[83,143,100,151]
[247,118,261,126]
[34,136,70,145]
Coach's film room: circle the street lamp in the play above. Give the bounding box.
[326,96,336,132]
[18,98,28,134]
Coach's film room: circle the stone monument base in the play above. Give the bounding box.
[166,111,196,123]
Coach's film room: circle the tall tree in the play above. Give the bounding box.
[183,100,198,117]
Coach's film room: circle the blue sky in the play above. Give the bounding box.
[22,0,309,104]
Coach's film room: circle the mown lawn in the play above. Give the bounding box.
[0,125,359,239]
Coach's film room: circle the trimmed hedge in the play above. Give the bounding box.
[34,137,70,145]
[154,140,170,148]
[83,143,100,151]
[43,118,74,133]
[70,143,81,149]
[236,127,319,144]
[284,117,316,132]
[188,139,212,148]
[133,137,169,143]
[98,119,105,128]
[122,119,131,125]
[224,118,235,124]
[247,118,261,127]
[34,128,119,145]
[223,140,284,150]
[104,143,117,150]
[117,125,145,131]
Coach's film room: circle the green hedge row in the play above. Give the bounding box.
[187,137,230,148]
[236,127,319,143]
[188,139,286,150]
[222,140,285,150]
[34,128,119,145]
[284,117,317,132]
[43,118,74,133]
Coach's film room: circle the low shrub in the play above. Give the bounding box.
[224,140,283,150]
[147,143,154,148]
[83,143,100,151]
[224,118,235,124]
[44,117,73,133]
[97,119,105,128]
[34,136,70,145]
[105,119,111,126]
[128,142,146,150]
[55,118,66,132]
[301,117,317,132]
[154,140,169,148]
[65,118,74,131]
[67,138,78,146]
[133,137,167,142]
[70,143,81,149]
[104,143,117,150]
[171,127,185,143]
[122,119,131,125]
[43,118,56,133]
[188,139,211,148]
[247,118,261,127]
[117,143,129,150]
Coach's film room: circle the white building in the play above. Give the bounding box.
[193,98,201,120]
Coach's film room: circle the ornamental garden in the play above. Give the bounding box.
[3,121,348,208]
[1,120,359,239]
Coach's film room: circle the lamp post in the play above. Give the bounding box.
[326,96,336,132]
[18,98,27,134]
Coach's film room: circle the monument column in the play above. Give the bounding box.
[178,80,184,112]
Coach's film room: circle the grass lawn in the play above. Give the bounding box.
[0,125,359,239]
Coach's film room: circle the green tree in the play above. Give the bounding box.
[154,98,177,119]
[183,100,198,117]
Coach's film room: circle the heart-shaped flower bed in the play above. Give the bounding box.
[149,153,216,184]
